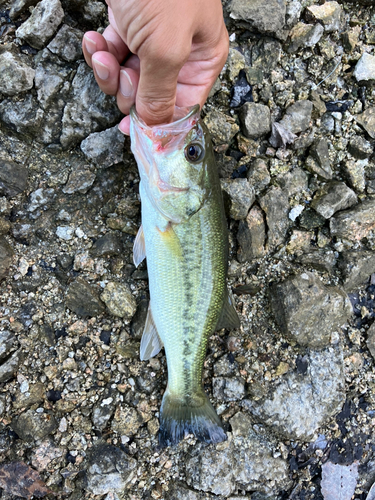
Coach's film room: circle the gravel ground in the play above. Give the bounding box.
[1,0,375,499]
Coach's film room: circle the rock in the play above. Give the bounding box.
[92,400,115,431]
[296,249,337,274]
[259,186,290,251]
[338,250,375,291]
[81,126,124,168]
[0,160,28,198]
[111,406,142,436]
[311,181,357,219]
[86,443,137,495]
[13,382,45,410]
[221,178,255,220]
[269,272,352,348]
[239,103,271,139]
[237,205,266,262]
[279,100,313,135]
[0,236,14,280]
[31,440,63,471]
[130,299,148,339]
[66,279,105,317]
[230,0,286,36]
[247,158,270,194]
[0,52,35,96]
[27,188,56,212]
[367,323,375,360]
[47,24,84,62]
[34,50,72,109]
[229,71,253,108]
[0,218,11,235]
[330,199,375,242]
[225,48,246,81]
[348,135,373,159]
[203,110,239,148]
[307,138,332,179]
[277,167,308,197]
[0,351,20,383]
[251,38,282,78]
[166,482,207,500]
[9,0,39,19]
[0,331,15,362]
[15,0,64,49]
[212,377,246,401]
[62,166,96,194]
[91,233,123,257]
[306,2,342,32]
[243,346,345,440]
[213,355,237,376]
[11,410,58,441]
[185,412,292,496]
[286,229,311,255]
[343,159,366,193]
[61,63,122,148]
[288,22,324,53]
[342,27,360,52]
[100,282,137,319]
[56,226,74,241]
[356,107,375,139]
[0,95,44,138]
[354,53,375,84]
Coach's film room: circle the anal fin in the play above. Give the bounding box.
[133,224,146,267]
[140,305,163,361]
[216,289,240,331]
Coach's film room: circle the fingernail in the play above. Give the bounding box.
[92,58,109,80]
[84,34,97,55]
[120,69,133,97]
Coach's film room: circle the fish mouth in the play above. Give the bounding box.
[130,104,200,134]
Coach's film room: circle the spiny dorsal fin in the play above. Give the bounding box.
[216,289,240,331]
[133,224,146,267]
[140,305,164,361]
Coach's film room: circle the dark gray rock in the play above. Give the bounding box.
[62,166,96,194]
[47,24,84,62]
[0,52,35,96]
[311,181,357,219]
[288,22,324,53]
[348,135,373,159]
[0,351,20,383]
[356,107,375,139]
[251,38,282,78]
[230,0,286,36]
[338,250,375,291]
[330,199,375,242]
[269,271,352,348]
[277,167,308,197]
[80,126,125,168]
[0,236,14,280]
[259,186,290,251]
[91,233,123,257]
[0,160,28,198]
[221,178,255,220]
[0,331,15,362]
[9,0,39,19]
[296,249,337,274]
[66,279,105,317]
[237,205,266,262]
[185,412,292,496]
[298,208,326,230]
[166,482,211,500]
[100,282,137,319]
[354,53,375,84]
[130,299,148,340]
[0,95,44,138]
[86,443,137,495]
[111,406,143,436]
[243,346,345,440]
[11,410,58,441]
[239,103,271,139]
[60,63,122,148]
[307,138,332,180]
[34,50,72,109]
[27,188,56,212]
[279,100,313,135]
[92,400,115,431]
[247,158,270,194]
[15,0,64,49]
[213,377,246,401]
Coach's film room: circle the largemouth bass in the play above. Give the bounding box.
[130,105,240,447]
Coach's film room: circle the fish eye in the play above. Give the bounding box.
[185,143,204,163]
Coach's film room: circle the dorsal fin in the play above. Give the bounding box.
[216,289,240,331]
[133,224,146,267]
[140,305,164,361]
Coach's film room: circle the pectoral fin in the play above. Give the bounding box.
[216,289,240,331]
[133,225,146,267]
[140,305,164,361]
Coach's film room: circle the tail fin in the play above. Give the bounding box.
[158,390,227,447]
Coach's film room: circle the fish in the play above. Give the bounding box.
[130,104,240,447]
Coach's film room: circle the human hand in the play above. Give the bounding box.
[82,0,229,134]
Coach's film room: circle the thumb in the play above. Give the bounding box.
[136,50,186,126]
